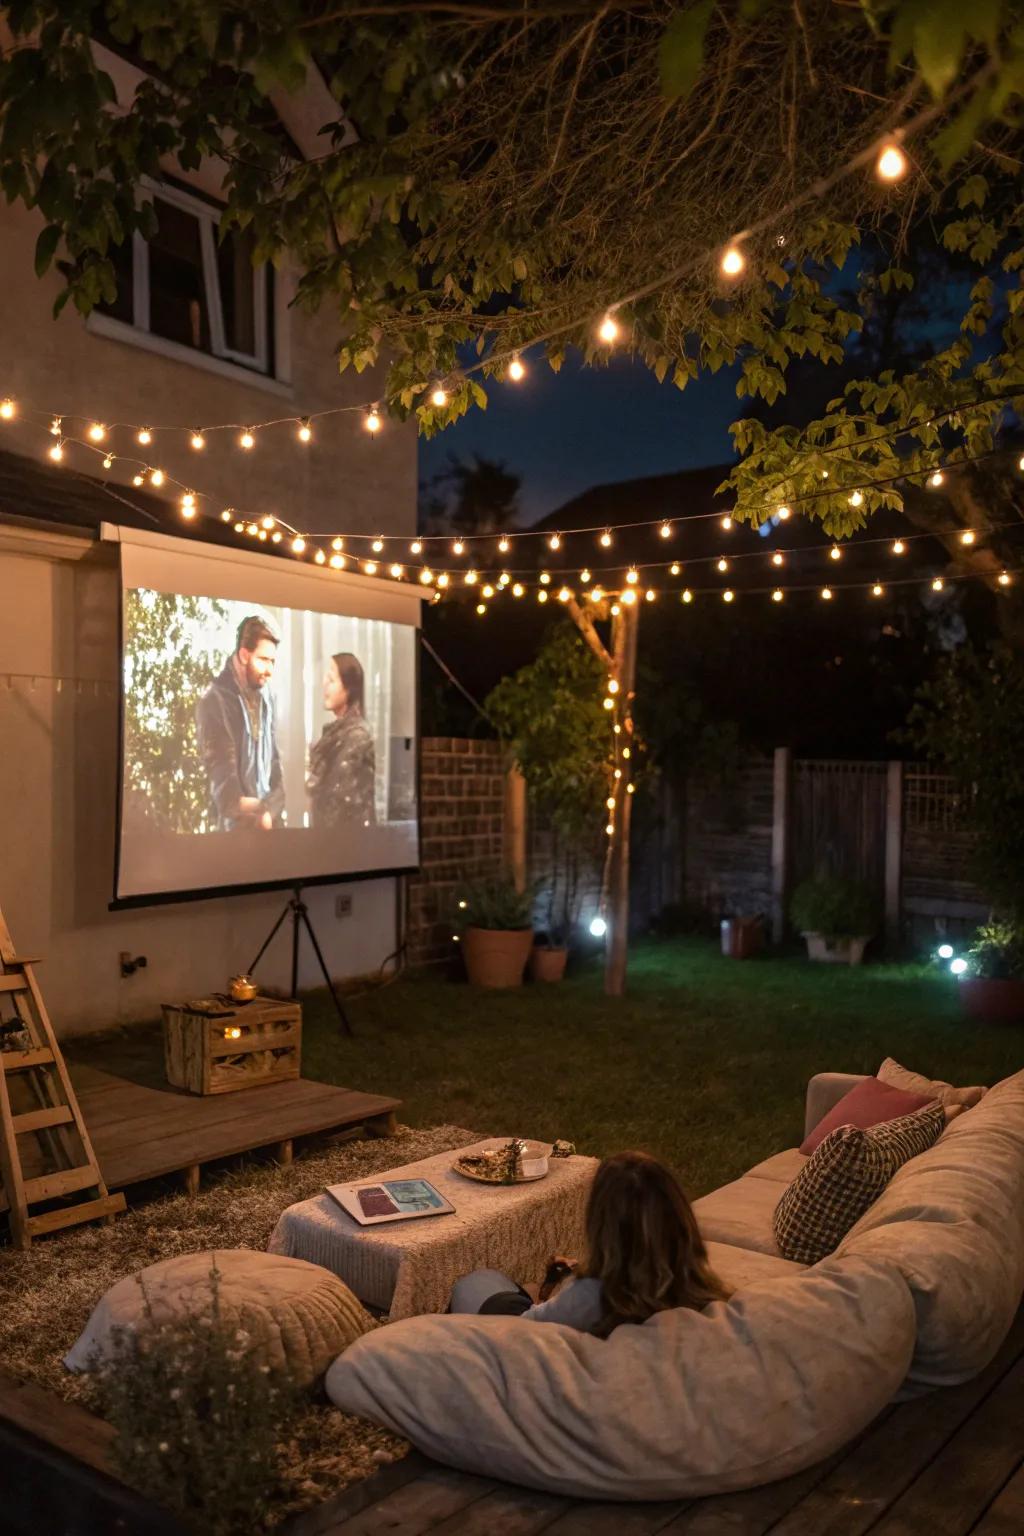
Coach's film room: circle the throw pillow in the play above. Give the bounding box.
[775,1103,946,1265]
[877,1057,986,1109]
[800,1076,934,1155]
[64,1249,375,1388]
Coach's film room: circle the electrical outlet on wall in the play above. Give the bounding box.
[335,894,353,920]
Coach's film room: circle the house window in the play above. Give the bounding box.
[98,182,273,376]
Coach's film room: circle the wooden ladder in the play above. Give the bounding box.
[0,906,125,1249]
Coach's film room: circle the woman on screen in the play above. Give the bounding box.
[306,652,377,829]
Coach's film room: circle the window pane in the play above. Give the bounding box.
[97,237,134,324]
[217,229,257,357]
[148,198,210,352]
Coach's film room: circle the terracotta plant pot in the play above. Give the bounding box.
[802,932,869,966]
[959,976,1024,1024]
[529,945,568,983]
[463,926,534,988]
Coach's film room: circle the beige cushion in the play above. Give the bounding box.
[326,1256,915,1500]
[693,1174,787,1255]
[878,1057,986,1109]
[746,1148,806,1183]
[65,1248,374,1388]
[840,1068,1024,1388]
[705,1240,804,1289]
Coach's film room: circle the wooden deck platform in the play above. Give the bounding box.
[1,1022,399,1211]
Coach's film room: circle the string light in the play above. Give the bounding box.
[331,537,345,552]
[960,529,976,545]
[234,520,245,534]
[437,572,450,588]
[131,472,144,486]
[150,468,165,487]
[476,602,486,615]
[430,386,448,409]
[659,522,672,539]
[999,571,1012,586]
[452,539,465,556]
[246,522,259,537]
[605,821,615,836]
[465,570,478,585]
[872,583,884,596]
[365,408,381,434]
[557,586,572,602]
[48,440,64,463]
[372,536,384,553]
[0,399,15,420]
[102,454,113,469]
[621,588,637,605]
[645,589,656,601]
[298,418,313,442]
[720,515,733,531]
[292,536,306,554]
[419,568,434,584]
[625,568,638,584]
[508,356,526,381]
[390,563,404,579]
[87,423,106,442]
[512,583,524,597]
[483,584,495,598]
[821,586,833,600]
[540,571,551,585]
[538,589,548,603]
[682,589,693,603]
[221,510,233,522]
[830,546,842,561]
[928,469,944,488]
[190,431,205,450]
[598,313,619,344]
[877,143,908,182]
[548,533,562,551]
[258,529,268,542]
[670,562,681,576]
[849,490,864,508]
[137,428,152,446]
[240,428,255,450]
[717,558,729,573]
[777,505,791,520]
[181,492,196,517]
[931,577,945,591]
[330,553,345,570]
[600,530,613,548]
[892,539,905,555]
[363,560,378,575]
[608,679,620,694]
[772,551,784,567]
[498,536,510,553]
[720,245,745,277]
[315,549,327,565]
[411,540,423,555]
[772,588,784,602]
[261,515,275,531]
[722,589,734,603]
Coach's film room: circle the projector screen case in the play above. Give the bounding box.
[104,525,424,908]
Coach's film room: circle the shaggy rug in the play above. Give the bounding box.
[0,1123,479,1525]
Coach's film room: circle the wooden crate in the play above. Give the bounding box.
[161,997,301,1096]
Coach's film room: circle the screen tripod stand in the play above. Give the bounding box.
[249,885,352,1035]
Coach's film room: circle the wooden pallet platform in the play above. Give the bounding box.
[0,1022,399,1211]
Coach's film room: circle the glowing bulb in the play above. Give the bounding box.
[626,568,638,584]
[315,549,326,565]
[772,588,783,602]
[411,540,423,555]
[589,916,607,938]
[682,589,693,604]
[892,539,905,555]
[720,515,733,531]
[452,540,464,556]
[600,530,612,547]
[950,957,968,976]
[538,590,548,603]
[372,537,384,553]
[611,603,620,616]
[102,455,113,470]
[645,589,656,601]
[821,586,833,600]
[234,521,244,534]
[622,747,631,759]
[476,603,486,615]
[0,399,15,420]
[558,586,572,602]
[181,492,196,516]
[621,588,637,605]
[723,589,734,603]
[540,571,551,585]
[717,558,729,573]
[419,569,434,584]
[614,768,622,779]
[580,568,592,584]
[598,313,619,344]
[821,470,829,480]
[221,510,233,522]
[498,536,510,553]
[872,583,884,596]
[292,537,306,554]
[88,423,106,442]
[150,468,165,487]
[606,796,616,810]
[240,428,255,450]
[549,533,561,550]
[330,554,345,570]
[50,417,61,435]
[998,570,1011,586]
[830,546,842,561]
[261,515,275,530]
[670,562,681,576]
[191,431,205,450]
[603,698,615,712]
[777,504,791,520]
[512,583,524,597]
[721,245,745,276]
[224,1026,242,1041]
[465,570,478,585]
[298,419,313,442]
[258,529,268,542]
[437,572,450,589]
[430,386,448,409]
[48,441,64,462]
[937,944,955,960]
[246,523,258,537]
[960,529,975,546]
[483,584,495,599]
[849,490,864,508]
[929,470,944,488]
[132,472,144,486]
[363,560,378,575]
[772,551,784,567]
[390,563,404,578]
[137,428,152,446]
[365,409,381,434]
[659,522,672,539]
[932,577,944,592]
[877,143,908,182]
[627,783,635,794]
[331,537,345,552]
[607,679,620,695]
[508,356,525,381]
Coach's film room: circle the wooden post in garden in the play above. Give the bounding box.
[771,747,792,945]
[504,763,527,893]
[605,599,639,997]
[884,760,904,954]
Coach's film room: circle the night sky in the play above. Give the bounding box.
[418,349,744,525]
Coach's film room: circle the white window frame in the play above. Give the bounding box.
[88,178,285,389]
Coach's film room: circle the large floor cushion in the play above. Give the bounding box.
[839,1068,1024,1390]
[65,1248,375,1388]
[326,1256,915,1500]
[692,1173,788,1256]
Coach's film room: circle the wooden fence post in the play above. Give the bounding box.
[885,760,903,953]
[771,747,792,945]
[504,764,527,894]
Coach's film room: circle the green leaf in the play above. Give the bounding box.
[470,379,488,409]
[958,174,989,209]
[659,2,714,103]
[34,223,60,276]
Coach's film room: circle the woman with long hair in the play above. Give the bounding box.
[450,1150,730,1336]
[306,652,376,830]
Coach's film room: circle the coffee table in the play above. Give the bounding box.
[267,1139,598,1320]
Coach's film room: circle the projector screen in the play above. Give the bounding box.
[108,527,421,903]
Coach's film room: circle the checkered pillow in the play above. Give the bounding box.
[773,1103,946,1265]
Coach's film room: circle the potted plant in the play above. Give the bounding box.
[959,921,1024,1023]
[790,876,877,965]
[459,877,535,988]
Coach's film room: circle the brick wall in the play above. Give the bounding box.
[406,737,507,964]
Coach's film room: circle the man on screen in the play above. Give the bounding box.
[195,615,285,831]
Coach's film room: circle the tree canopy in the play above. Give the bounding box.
[3,2,1024,539]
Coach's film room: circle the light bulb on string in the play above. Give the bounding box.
[372,537,384,553]
[598,313,619,344]
[682,589,693,604]
[600,530,612,548]
[271,530,282,544]
[772,551,784,567]
[476,603,487,616]
[465,570,478,585]
[605,822,615,836]
[315,548,326,565]
[960,529,976,546]
[603,697,615,713]
[292,537,306,554]
[190,431,205,450]
[777,504,791,520]
[430,386,448,409]
[411,540,423,555]
[931,577,945,592]
[181,492,196,518]
[498,536,510,553]
[512,583,524,597]
[625,568,638,585]
[670,562,681,576]
[331,537,345,552]
[330,553,346,570]
[821,586,833,601]
[258,529,268,542]
[659,522,672,539]
[419,569,434,585]
[892,539,905,555]
[239,428,255,450]
[849,490,864,508]
[261,515,275,531]
[102,454,113,470]
[508,356,526,382]
[136,427,151,446]
[48,440,64,463]
[621,588,637,605]
[298,418,313,443]
[606,796,616,810]
[0,399,15,420]
[717,558,729,573]
[872,583,884,596]
[998,571,1012,586]
[437,572,450,589]
[720,244,745,277]
[580,568,592,584]
[627,783,636,795]
[363,560,378,575]
[622,746,631,759]
[233,520,244,533]
[548,533,561,551]
[131,472,144,486]
[830,546,842,562]
[452,539,464,556]
[88,423,106,442]
[150,468,165,487]
[538,590,548,604]
[540,571,551,585]
[772,588,784,603]
[608,679,620,695]
[645,589,656,602]
[221,509,233,523]
[483,584,495,599]
[365,409,382,435]
[876,142,908,182]
[611,603,621,616]
[246,523,258,538]
[722,589,734,603]
[928,469,944,488]
[720,515,733,531]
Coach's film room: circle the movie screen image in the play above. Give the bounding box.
[117,587,418,900]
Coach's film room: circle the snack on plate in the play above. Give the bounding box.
[455,1138,527,1183]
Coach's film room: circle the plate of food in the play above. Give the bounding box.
[452,1138,552,1184]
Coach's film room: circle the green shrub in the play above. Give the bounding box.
[93,1264,299,1535]
[459,876,534,931]
[790,876,877,939]
[965,921,1024,981]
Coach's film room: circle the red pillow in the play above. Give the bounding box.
[800,1077,935,1155]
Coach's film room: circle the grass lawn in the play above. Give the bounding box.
[304,937,1024,1197]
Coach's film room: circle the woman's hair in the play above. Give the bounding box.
[331,652,365,715]
[581,1151,731,1338]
